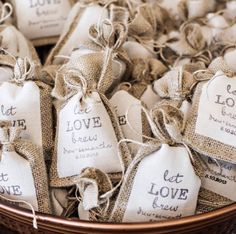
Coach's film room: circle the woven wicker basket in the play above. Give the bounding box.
[0,201,235,233]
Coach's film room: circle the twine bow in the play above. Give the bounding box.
[11,57,35,84]
[52,66,101,112]
[0,2,12,25]
[87,5,129,93]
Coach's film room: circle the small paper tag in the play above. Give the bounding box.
[57,92,121,178]
[202,156,236,201]
[122,144,201,222]
[196,71,236,148]
[0,82,42,148]
[0,151,38,211]
[14,0,71,40]
[110,90,142,154]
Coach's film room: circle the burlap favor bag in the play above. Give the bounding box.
[0,3,40,64]
[76,167,114,221]
[184,57,236,164]
[0,122,50,214]
[46,0,112,65]
[0,57,53,159]
[7,0,73,46]
[154,62,205,101]
[50,64,131,187]
[109,103,202,222]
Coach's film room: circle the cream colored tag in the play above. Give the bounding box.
[195,71,236,148]
[110,90,142,154]
[57,92,121,178]
[123,144,201,222]
[202,156,236,201]
[14,0,71,40]
[0,151,38,211]
[0,82,42,148]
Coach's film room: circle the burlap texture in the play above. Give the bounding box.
[46,4,131,93]
[4,57,53,159]
[154,62,205,100]
[0,123,51,214]
[0,1,41,66]
[196,188,234,214]
[183,58,236,164]
[76,167,113,221]
[50,66,132,187]
[109,102,204,222]
[109,141,160,222]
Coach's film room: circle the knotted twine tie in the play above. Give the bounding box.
[0,2,13,25]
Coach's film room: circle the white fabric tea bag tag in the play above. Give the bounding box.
[202,156,236,201]
[14,0,71,40]
[110,90,142,154]
[0,151,38,211]
[57,92,121,178]
[141,85,161,110]
[123,144,201,222]
[0,82,42,148]
[195,71,236,148]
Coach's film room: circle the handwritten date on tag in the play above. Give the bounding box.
[202,156,236,201]
[196,71,236,148]
[122,145,200,222]
[15,0,71,39]
[57,92,121,178]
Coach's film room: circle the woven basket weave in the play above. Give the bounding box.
[0,201,235,233]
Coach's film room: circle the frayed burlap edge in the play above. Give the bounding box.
[45,7,85,65]
[109,142,160,222]
[50,92,132,187]
[36,81,54,160]
[196,187,234,214]
[184,82,236,164]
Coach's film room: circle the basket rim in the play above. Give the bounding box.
[0,201,236,231]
